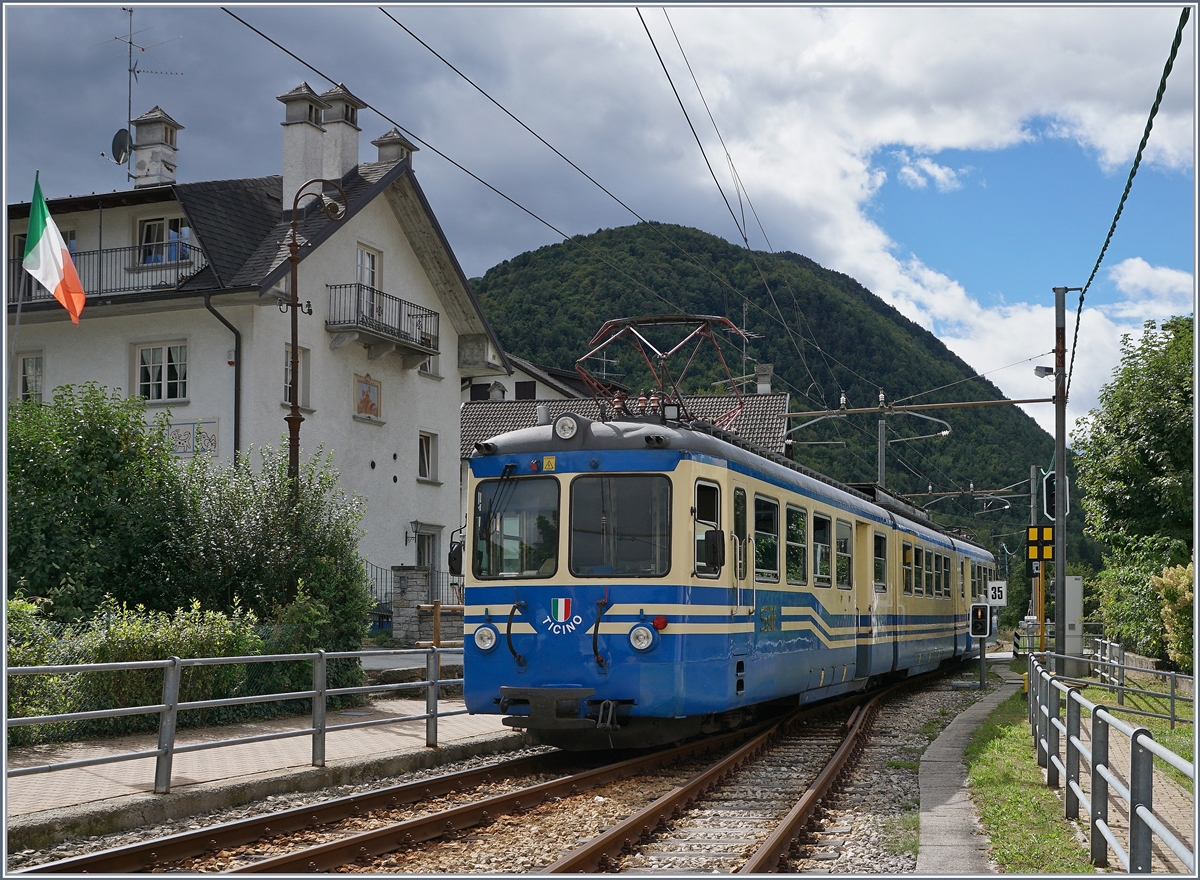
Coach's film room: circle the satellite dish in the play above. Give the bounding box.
[111,129,132,165]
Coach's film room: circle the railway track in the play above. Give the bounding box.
[18,679,925,874]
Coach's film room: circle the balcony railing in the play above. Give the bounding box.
[8,243,211,305]
[327,283,439,354]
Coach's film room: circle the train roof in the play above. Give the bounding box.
[472,411,993,557]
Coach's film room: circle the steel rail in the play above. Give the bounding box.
[14,751,582,874]
[740,683,894,872]
[543,698,864,873]
[228,725,763,873]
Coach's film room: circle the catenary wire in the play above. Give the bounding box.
[891,350,1054,405]
[220,7,686,317]
[1066,6,1191,401]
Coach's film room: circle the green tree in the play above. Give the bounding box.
[6,384,187,620]
[1071,317,1193,560]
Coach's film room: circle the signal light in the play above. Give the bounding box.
[652,615,668,630]
[970,603,990,638]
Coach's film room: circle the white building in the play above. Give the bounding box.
[6,83,509,582]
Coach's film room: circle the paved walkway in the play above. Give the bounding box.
[916,658,1022,874]
[5,696,521,852]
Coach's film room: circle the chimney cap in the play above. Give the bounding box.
[319,83,368,110]
[276,82,331,109]
[371,126,419,152]
[131,105,184,130]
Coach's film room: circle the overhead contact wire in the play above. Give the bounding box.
[1066,5,1191,400]
[220,7,684,315]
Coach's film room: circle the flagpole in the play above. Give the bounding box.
[8,276,24,403]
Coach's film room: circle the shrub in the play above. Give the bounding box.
[1152,562,1194,673]
[6,384,187,621]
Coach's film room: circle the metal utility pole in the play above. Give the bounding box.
[1031,463,1044,653]
[877,418,886,487]
[285,179,347,500]
[1051,286,1076,675]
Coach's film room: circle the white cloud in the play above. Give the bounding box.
[1104,258,1195,319]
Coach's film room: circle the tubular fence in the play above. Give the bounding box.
[366,560,393,632]
[428,569,465,605]
[6,647,463,795]
[1028,651,1194,872]
[326,283,439,352]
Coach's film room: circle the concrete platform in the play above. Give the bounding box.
[5,697,525,851]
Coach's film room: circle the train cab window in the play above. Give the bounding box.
[812,515,832,587]
[924,549,935,596]
[902,542,913,595]
[944,556,952,601]
[570,475,671,577]
[835,520,852,590]
[754,496,779,582]
[734,488,748,580]
[913,547,924,597]
[786,505,808,586]
[473,476,560,578]
[873,533,887,592]
[933,553,943,598]
[695,481,721,577]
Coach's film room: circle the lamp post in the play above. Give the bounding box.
[285,179,347,497]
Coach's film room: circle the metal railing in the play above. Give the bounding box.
[6,647,462,794]
[8,244,210,304]
[1028,652,1194,872]
[1086,639,1194,725]
[326,283,439,352]
[428,568,465,605]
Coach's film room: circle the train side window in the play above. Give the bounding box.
[924,548,934,596]
[835,519,852,590]
[913,547,924,596]
[902,542,913,595]
[785,505,807,586]
[813,514,832,587]
[970,561,977,599]
[754,496,779,583]
[734,488,747,580]
[933,552,943,598]
[873,532,887,592]
[944,556,952,601]
[694,481,721,577]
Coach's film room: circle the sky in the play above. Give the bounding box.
[3,4,1196,444]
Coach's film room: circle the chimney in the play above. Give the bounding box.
[130,106,183,188]
[371,127,419,165]
[755,364,774,394]
[319,84,367,184]
[277,83,329,213]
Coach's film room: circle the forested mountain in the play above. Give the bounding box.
[472,222,1099,574]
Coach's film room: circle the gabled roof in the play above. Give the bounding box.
[173,176,282,288]
[507,355,587,399]
[460,392,791,459]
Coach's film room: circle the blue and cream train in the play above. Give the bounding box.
[461,409,996,748]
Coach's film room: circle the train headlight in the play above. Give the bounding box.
[629,624,655,652]
[474,625,498,652]
[554,416,578,440]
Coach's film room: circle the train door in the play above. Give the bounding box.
[853,521,872,677]
[731,484,752,659]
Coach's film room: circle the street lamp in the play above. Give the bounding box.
[286,179,347,497]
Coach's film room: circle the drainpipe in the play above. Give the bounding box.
[204,293,241,458]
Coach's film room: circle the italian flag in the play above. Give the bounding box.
[22,172,86,324]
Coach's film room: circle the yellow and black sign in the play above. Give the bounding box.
[1026,526,1053,577]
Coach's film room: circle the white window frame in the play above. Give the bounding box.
[283,344,311,409]
[418,354,440,377]
[137,217,191,265]
[16,351,43,403]
[356,244,381,320]
[417,431,438,483]
[135,341,188,403]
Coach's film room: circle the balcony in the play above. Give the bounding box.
[8,243,211,306]
[326,283,440,367]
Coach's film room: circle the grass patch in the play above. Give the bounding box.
[886,758,920,771]
[964,689,1094,874]
[881,811,919,857]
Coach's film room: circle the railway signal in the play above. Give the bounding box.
[1042,471,1069,521]
[970,603,991,637]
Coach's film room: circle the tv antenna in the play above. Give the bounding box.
[98,8,182,173]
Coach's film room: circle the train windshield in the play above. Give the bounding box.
[473,477,560,578]
[570,475,671,577]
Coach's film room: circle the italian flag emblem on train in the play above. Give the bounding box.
[550,598,572,623]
